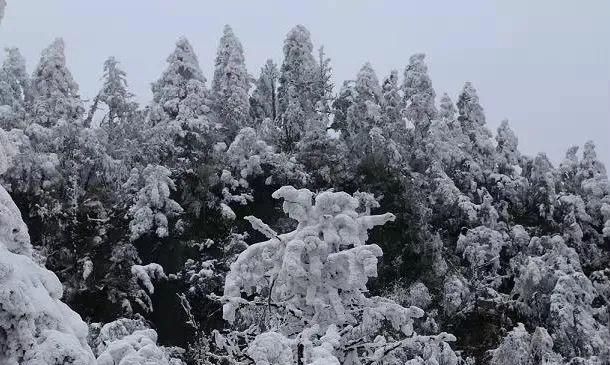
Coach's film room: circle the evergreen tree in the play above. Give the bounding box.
[86,57,136,130]
[495,120,520,174]
[455,81,495,181]
[457,81,486,129]
[402,53,436,133]
[30,38,84,127]
[277,25,318,149]
[296,106,348,187]
[345,62,383,158]
[381,69,401,126]
[490,324,560,365]
[151,37,209,122]
[149,37,214,167]
[576,141,610,236]
[0,47,30,129]
[212,25,250,139]
[331,79,355,134]
[314,46,333,113]
[438,92,456,121]
[250,59,278,123]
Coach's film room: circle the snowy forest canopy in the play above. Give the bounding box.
[0,15,609,365]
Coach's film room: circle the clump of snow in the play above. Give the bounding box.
[131,263,166,294]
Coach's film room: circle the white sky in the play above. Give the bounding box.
[1,0,608,166]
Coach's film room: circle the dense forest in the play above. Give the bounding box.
[1,10,609,365]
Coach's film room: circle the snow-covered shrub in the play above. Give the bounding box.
[93,318,184,365]
[490,323,560,365]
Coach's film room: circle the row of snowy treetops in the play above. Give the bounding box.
[1,16,609,365]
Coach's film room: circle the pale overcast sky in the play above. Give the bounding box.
[1,0,608,166]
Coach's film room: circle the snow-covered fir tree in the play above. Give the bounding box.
[381,69,402,126]
[87,57,136,130]
[277,25,318,149]
[345,62,383,157]
[250,59,278,123]
[0,47,30,129]
[212,25,250,139]
[402,53,436,134]
[29,38,84,127]
[148,37,215,167]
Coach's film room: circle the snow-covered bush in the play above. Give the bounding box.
[92,318,184,365]
[490,323,560,365]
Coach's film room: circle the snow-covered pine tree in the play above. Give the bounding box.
[296,104,348,186]
[152,37,208,121]
[331,80,355,135]
[29,38,84,127]
[456,81,485,129]
[277,25,318,150]
[453,81,495,186]
[438,92,456,121]
[87,57,136,130]
[495,120,520,175]
[217,186,460,364]
[381,69,401,126]
[313,46,333,114]
[344,62,385,161]
[380,69,410,162]
[0,47,30,129]
[576,141,610,237]
[402,53,436,135]
[250,59,279,124]
[149,37,214,167]
[529,152,557,221]
[212,25,250,140]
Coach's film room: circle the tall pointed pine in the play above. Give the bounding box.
[277,25,318,149]
[30,38,83,127]
[212,25,250,139]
